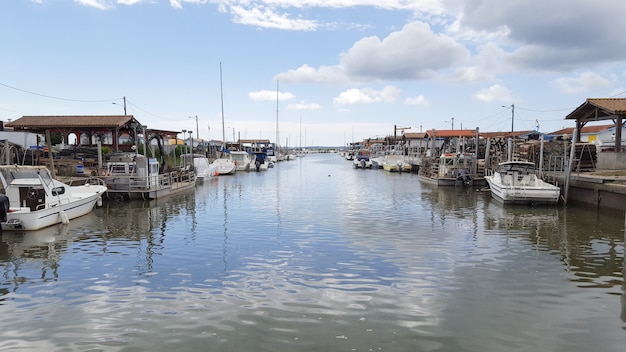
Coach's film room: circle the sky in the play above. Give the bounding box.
[2,0,626,147]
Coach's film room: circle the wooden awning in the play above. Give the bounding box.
[565,98,626,152]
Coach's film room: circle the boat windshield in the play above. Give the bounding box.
[498,163,535,174]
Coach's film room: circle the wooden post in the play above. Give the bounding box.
[564,128,578,205]
[45,129,56,176]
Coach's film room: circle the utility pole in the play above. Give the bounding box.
[195,115,199,140]
[511,104,515,132]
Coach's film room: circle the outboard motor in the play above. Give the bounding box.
[457,168,471,186]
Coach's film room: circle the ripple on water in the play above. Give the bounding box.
[0,155,625,351]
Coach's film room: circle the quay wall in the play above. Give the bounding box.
[562,174,626,212]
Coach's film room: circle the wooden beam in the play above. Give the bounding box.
[616,115,623,153]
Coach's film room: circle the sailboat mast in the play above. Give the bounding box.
[276,80,279,150]
[220,62,226,147]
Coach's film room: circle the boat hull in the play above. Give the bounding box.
[485,176,560,205]
[2,186,106,231]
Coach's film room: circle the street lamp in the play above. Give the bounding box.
[188,130,193,155]
[130,121,139,155]
[445,118,454,130]
[502,104,515,162]
[112,96,127,115]
[502,104,514,132]
[189,115,199,140]
[142,125,148,157]
[181,129,187,167]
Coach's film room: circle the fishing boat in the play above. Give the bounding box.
[230,150,255,171]
[381,153,411,172]
[0,165,107,231]
[418,152,482,186]
[100,153,196,200]
[485,161,561,205]
[353,149,373,169]
[181,154,215,180]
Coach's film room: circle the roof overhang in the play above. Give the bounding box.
[565,98,626,123]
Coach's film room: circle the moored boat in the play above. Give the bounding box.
[381,154,411,172]
[418,152,482,186]
[211,157,237,175]
[230,150,255,171]
[100,153,196,200]
[0,165,107,231]
[353,149,373,169]
[485,161,561,205]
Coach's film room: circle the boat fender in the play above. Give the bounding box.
[59,210,70,225]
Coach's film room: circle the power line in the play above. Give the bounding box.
[0,81,117,103]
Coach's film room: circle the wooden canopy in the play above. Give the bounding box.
[6,115,138,131]
[566,98,626,152]
[5,115,181,152]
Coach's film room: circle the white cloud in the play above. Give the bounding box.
[286,102,321,110]
[550,72,611,95]
[229,5,318,30]
[278,21,469,84]
[405,95,429,105]
[443,42,506,83]
[333,86,400,105]
[248,90,294,102]
[275,64,347,84]
[472,84,513,103]
[206,0,437,26]
[73,0,112,10]
[118,0,146,5]
[459,0,626,71]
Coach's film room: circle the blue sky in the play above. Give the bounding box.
[2,0,626,146]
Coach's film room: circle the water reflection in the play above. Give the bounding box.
[0,212,102,298]
[482,198,626,325]
[0,155,624,351]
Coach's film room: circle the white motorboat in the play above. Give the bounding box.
[230,150,255,171]
[381,154,411,172]
[485,161,561,205]
[0,165,107,231]
[211,158,237,175]
[193,156,216,180]
[181,154,216,180]
[353,149,373,169]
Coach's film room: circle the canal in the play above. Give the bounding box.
[1,153,625,351]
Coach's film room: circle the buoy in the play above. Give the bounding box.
[59,210,69,225]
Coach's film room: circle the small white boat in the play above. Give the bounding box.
[230,150,255,171]
[353,149,373,169]
[0,165,107,231]
[193,156,216,180]
[381,154,411,172]
[485,161,561,205]
[211,158,236,175]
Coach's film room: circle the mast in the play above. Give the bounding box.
[220,62,226,151]
[276,80,279,152]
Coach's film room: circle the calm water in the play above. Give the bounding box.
[1,153,625,351]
